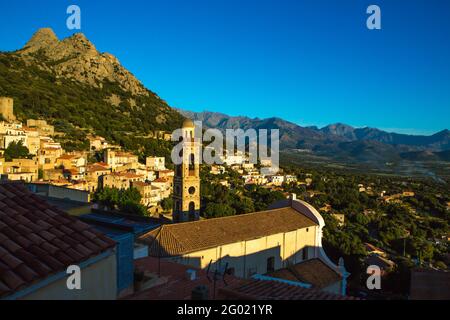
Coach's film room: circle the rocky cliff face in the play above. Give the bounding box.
[18,28,148,96]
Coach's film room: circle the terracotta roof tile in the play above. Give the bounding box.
[65,248,84,261]
[14,264,39,283]
[2,240,21,253]
[0,183,116,298]
[1,253,23,269]
[219,279,357,300]
[267,258,342,289]
[54,252,74,266]
[0,269,25,291]
[26,233,46,246]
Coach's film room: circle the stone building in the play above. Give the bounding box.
[146,156,166,171]
[26,119,55,136]
[0,97,16,122]
[100,171,145,190]
[172,119,201,223]
[104,149,139,169]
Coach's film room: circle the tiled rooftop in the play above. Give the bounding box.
[267,258,342,289]
[0,183,116,298]
[219,279,357,300]
[139,207,317,257]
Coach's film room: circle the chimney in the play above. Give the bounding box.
[289,193,297,206]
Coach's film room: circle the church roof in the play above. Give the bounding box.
[138,207,317,257]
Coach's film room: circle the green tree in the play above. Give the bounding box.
[204,203,236,218]
[161,197,173,212]
[4,141,31,161]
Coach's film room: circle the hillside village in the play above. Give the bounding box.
[0,97,305,217]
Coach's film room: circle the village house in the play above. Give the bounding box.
[210,165,226,175]
[23,127,41,155]
[145,156,166,171]
[151,177,172,199]
[100,171,146,190]
[0,158,39,182]
[26,119,55,136]
[104,149,139,169]
[285,175,298,184]
[38,139,64,170]
[88,135,108,151]
[268,175,285,186]
[63,168,85,181]
[86,163,111,181]
[242,163,255,172]
[0,121,22,135]
[55,154,87,174]
[156,169,174,180]
[222,154,245,166]
[132,181,162,207]
[0,126,27,149]
[331,213,345,227]
[68,180,98,193]
[85,164,111,191]
[242,174,267,185]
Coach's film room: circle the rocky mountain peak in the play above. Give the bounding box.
[23,28,59,53]
[18,28,148,96]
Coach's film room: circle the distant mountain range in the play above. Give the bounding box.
[179,110,450,164]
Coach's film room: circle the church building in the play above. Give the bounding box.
[140,194,349,295]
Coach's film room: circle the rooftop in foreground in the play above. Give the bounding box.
[0,183,115,298]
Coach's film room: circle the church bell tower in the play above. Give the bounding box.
[172,119,201,223]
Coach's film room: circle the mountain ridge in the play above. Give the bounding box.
[179,109,450,164]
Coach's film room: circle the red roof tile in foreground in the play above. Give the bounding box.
[218,279,358,300]
[0,183,116,298]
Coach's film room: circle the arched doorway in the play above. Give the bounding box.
[189,202,196,221]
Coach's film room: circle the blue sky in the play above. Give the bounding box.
[0,0,449,135]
